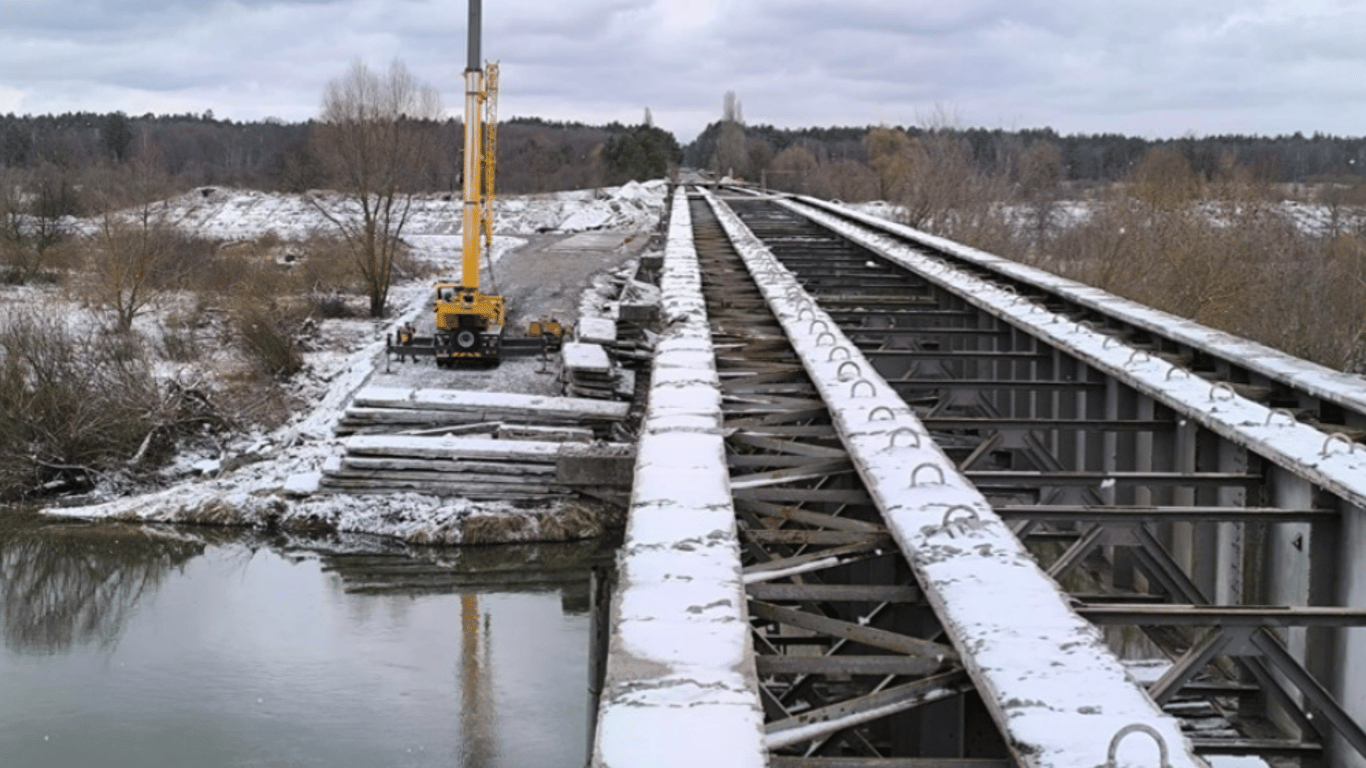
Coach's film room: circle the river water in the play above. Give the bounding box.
[0,513,613,768]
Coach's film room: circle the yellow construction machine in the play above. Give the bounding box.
[390,0,568,367]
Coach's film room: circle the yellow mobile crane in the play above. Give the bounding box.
[427,0,504,365]
[389,0,568,367]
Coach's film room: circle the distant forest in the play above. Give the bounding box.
[3,110,1365,210]
[0,111,680,205]
[684,121,1366,188]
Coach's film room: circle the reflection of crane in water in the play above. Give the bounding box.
[459,593,495,765]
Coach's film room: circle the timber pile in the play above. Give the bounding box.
[319,435,572,500]
[614,278,660,367]
[335,386,630,437]
[562,341,633,400]
[577,316,618,347]
[319,434,634,501]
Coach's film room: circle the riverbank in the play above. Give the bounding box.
[32,182,666,544]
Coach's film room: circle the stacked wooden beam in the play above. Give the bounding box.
[562,341,629,400]
[577,317,618,347]
[319,435,571,500]
[335,386,630,436]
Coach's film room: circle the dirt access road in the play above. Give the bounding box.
[369,230,653,396]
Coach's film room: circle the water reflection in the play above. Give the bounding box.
[462,594,495,768]
[0,515,615,768]
[0,518,213,654]
[320,539,603,609]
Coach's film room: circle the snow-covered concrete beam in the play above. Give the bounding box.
[794,196,1366,424]
[703,189,1207,768]
[783,198,1366,513]
[590,188,766,768]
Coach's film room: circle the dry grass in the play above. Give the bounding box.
[1020,174,1366,372]
[459,502,608,545]
[882,140,1366,373]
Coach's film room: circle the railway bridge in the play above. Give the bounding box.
[588,185,1366,768]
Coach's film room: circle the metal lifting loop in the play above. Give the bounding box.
[1265,408,1297,427]
[816,332,837,347]
[850,379,876,398]
[797,307,816,321]
[868,405,896,422]
[1127,350,1151,365]
[939,505,982,538]
[808,320,829,335]
[1165,366,1190,381]
[888,426,922,449]
[837,361,862,381]
[828,346,852,362]
[1321,432,1359,458]
[910,462,947,487]
[1209,382,1236,402]
[1102,336,1122,350]
[1102,723,1172,768]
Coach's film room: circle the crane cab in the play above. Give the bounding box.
[433,280,505,364]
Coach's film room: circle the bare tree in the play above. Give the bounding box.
[311,59,443,317]
[712,90,748,179]
[864,126,914,200]
[84,157,181,333]
[768,145,819,194]
[0,165,78,283]
[1018,139,1065,237]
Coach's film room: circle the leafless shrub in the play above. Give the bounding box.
[0,309,224,499]
[233,300,304,379]
[1012,149,1366,372]
[307,292,358,319]
[294,231,359,295]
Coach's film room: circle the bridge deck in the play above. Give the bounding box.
[594,185,1366,768]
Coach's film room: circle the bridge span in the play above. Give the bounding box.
[590,185,1366,768]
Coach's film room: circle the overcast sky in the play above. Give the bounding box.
[2,0,1365,143]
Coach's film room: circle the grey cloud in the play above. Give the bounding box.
[1,0,1365,141]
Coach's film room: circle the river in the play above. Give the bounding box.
[0,512,614,767]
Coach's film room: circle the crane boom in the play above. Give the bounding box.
[414,0,505,366]
[460,0,485,291]
[385,0,570,367]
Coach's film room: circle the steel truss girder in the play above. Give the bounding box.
[694,196,995,762]
[719,193,1366,764]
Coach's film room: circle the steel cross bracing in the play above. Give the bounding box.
[787,194,1366,440]
[688,196,1014,766]
[713,189,1366,767]
[700,188,1225,768]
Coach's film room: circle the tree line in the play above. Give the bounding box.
[685,120,1366,189]
[8,106,1365,209]
[0,110,680,201]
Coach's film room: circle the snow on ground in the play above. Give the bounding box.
[87,179,670,242]
[844,195,1366,238]
[38,181,669,544]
